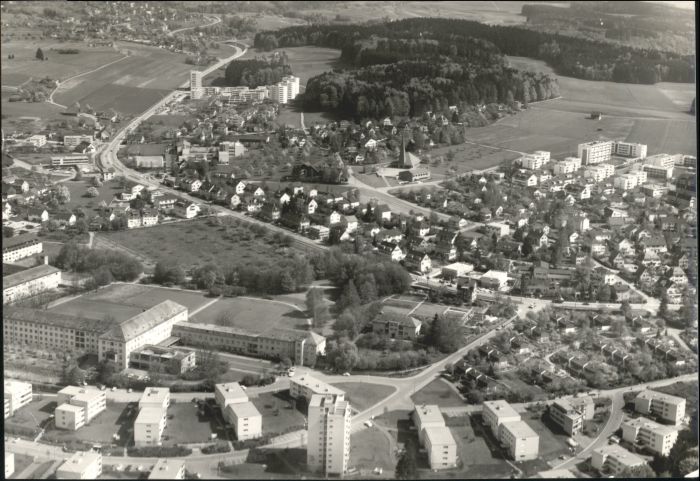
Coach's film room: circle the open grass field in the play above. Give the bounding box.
[1,41,124,85]
[252,392,306,435]
[275,106,302,129]
[349,427,396,476]
[101,217,307,272]
[42,402,135,446]
[61,178,122,216]
[5,397,56,435]
[410,379,465,408]
[191,296,307,333]
[0,99,68,131]
[427,142,523,175]
[330,382,396,412]
[53,43,195,115]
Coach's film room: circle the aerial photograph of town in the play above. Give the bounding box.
[1,0,697,479]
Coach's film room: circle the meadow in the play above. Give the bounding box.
[191,296,307,333]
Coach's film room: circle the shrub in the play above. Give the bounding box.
[127,445,192,457]
[201,442,231,454]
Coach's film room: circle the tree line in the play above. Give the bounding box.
[254,17,694,85]
[224,57,292,88]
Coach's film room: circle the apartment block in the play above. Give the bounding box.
[63,135,94,149]
[500,420,539,461]
[56,403,87,431]
[307,394,351,476]
[148,459,186,479]
[190,70,202,91]
[215,382,248,412]
[57,451,103,479]
[423,426,458,470]
[3,263,61,305]
[139,387,170,411]
[290,374,345,402]
[643,163,674,180]
[634,390,686,425]
[584,163,615,182]
[483,400,539,461]
[2,234,43,263]
[269,82,289,104]
[281,75,300,100]
[614,173,641,191]
[613,141,647,159]
[55,386,107,429]
[553,157,581,175]
[226,401,262,440]
[521,151,550,170]
[578,140,613,165]
[622,417,679,456]
[549,397,594,436]
[134,407,167,446]
[4,380,32,419]
[645,153,675,169]
[413,405,447,444]
[591,444,646,475]
[129,345,195,375]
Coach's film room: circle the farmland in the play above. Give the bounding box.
[99,216,309,272]
[191,296,308,333]
[1,40,124,86]
[53,42,196,115]
[0,98,68,131]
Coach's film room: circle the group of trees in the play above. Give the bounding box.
[255,17,694,87]
[224,57,292,88]
[54,243,143,283]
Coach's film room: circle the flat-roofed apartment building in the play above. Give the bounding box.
[3,301,188,370]
[290,374,346,402]
[613,141,647,159]
[483,400,539,461]
[57,450,102,479]
[172,323,326,367]
[591,444,647,476]
[55,386,107,431]
[4,380,32,419]
[134,406,167,446]
[215,382,248,409]
[2,234,42,263]
[635,390,686,425]
[412,405,458,470]
[227,401,262,440]
[622,417,679,456]
[5,452,14,478]
[3,262,61,304]
[140,387,170,411]
[307,394,351,476]
[148,459,185,479]
[549,397,594,435]
[129,345,195,374]
[578,140,613,165]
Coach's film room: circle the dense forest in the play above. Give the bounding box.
[254,17,695,85]
[223,57,292,88]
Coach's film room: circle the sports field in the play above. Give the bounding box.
[53,43,195,115]
[48,283,212,321]
[191,296,308,333]
[1,40,124,85]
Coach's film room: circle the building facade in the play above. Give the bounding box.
[634,390,686,425]
[578,140,613,165]
[3,263,61,305]
[134,407,167,446]
[2,235,43,263]
[591,444,646,475]
[226,401,262,440]
[621,417,678,456]
[423,426,458,470]
[57,451,102,479]
[307,394,351,476]
[290,375,346,402]
[4,380,32,419]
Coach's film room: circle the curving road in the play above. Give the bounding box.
[168,14,221,35]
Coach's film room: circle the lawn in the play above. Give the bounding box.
[275,106,302,129]
[330,382,396,412]
[53,42,195,116]
[1,98,68,131]
[192,296,306,332]
[412,302,450,319]
[61,178,122,216]
[48,296,144,323]
[251,392,306,435]
[42,402,135,446]
[163,401,224,445]
[349,427,396,476]
[1,40,125,84]
[410,379,465,408]
[82,283,212,313]
[353,173,391,189]
[100,217,308,272]
[5,396,56,436]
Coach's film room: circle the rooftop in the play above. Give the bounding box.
[148,459,185,479]
[100,300,187,342]
[4,306,107,333]
[502,419,538,439]
[594,444,646,466]
[215,382,247,402]
[140,387,170,406]
[4,379,32,393]
[3,233,41,251]
[135,407,165,425]
[56,403,85,414]
[414,404,445,426]
[292,375,345,397]
[227,401,261,419]
[636,390,686,406]
[58,451,101,474]
[3,264,60,289]
[623,416,679,436]
[483,400,520,420]
[423,425,456,446]
[309,394,350,415]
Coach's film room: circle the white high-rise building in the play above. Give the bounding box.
[190,71,203,100]
[269,82,289,104]
[282,75,300,100]
[613,141,647,159]
[4,380,32,419]
[307,394,351,476]
[578,140,614,165]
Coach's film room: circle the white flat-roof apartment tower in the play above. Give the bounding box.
[134,407,167,446]
[290,375,346,402]
[423,426,458,470]
[55,386,107,430]
[613,141,647,159]
[578,140,613,165]
[282,75,300,100]
[57,450,102,479]
[215,382,248,409]
[190,71,202,89]
[483,400,539,461]
[4,380,32,419]
[413,405,446,444]
[635,390,686,425]
[521,151,550,170]
[139,387,170,411]
[148,459,186,479]
[591,444,647,476]
[622,417,679,456]
[307,394,351,476]
[226,401,262,440]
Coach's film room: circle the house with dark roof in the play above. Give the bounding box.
[372,312,422,340]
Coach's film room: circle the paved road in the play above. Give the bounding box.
[169,15,221,35]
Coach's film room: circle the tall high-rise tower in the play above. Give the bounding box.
[307,394,351,476]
